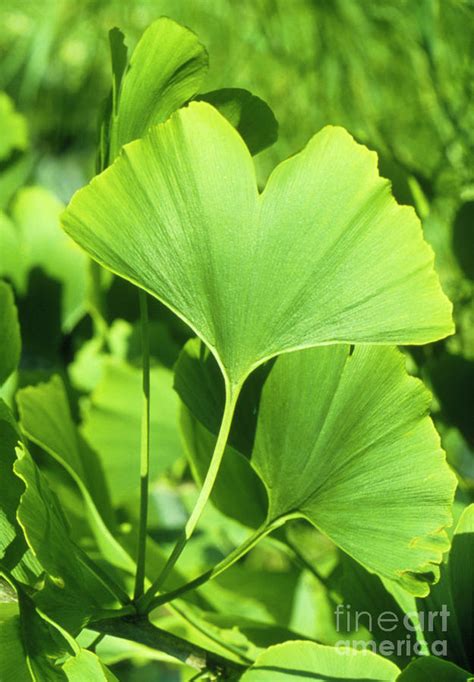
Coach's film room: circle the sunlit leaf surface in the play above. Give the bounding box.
[63,103,452,388]
[241,640,400,680]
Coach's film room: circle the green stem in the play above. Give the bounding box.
[90,616,246,678]
[134,290,151,600]
[137,386,241,612]
[146,517,288,612]
[89,260,108,341]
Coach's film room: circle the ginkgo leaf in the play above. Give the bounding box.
[0,582,117,682]
[0,281,20,386]
[63,102,453,390]
[240,641,400,681]
[0,402,27,563]
[250,345,456,596]
[106,19,275,162]
[108,17,208,159]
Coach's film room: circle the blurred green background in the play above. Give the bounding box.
[1,1,473,679]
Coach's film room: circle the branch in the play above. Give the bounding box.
[90,615,247,679]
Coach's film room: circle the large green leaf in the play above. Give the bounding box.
[63,103,452,389]
[250,345,456,596]
[0,281,20,387]
[240,641,400,680]
[16,376,134,573]
[80,359,182,506]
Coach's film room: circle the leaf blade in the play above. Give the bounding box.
[63,103,453,387]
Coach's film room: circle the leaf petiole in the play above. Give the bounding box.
[134,290,151,600]
[136,385,241,612]
[142,515,294,612]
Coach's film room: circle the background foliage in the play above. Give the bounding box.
[0,0,473,680]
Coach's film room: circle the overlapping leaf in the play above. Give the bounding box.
[0,401,42,586]
[13,444,120,632]
[63,103,452,388]
[108,17,208,160]
[251,345,456,596]
[106,18,276,163]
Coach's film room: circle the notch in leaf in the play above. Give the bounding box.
[63,102,453,392]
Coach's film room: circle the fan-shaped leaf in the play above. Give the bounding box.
[250,345,456,596]
[63,103,453,389]
[108,17,208,159]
